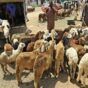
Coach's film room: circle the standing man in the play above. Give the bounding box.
[77,0,86,20]
[25,0,30,22]
[82,0,88,26]
[6,3,16,26]
[46,1,57,33]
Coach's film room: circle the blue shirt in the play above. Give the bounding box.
[6,4,16,17]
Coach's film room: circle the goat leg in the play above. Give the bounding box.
[34,69,42,88]
[55,61,60,78]
[16,66,22,86]
[70,65,73,80]
[34,64,45,88]
[72,64,77,79]
[61,60,65,73]
[1,64,7,75]
[77,67,83,83]
[4,65,11,75]
[82,71,87,87]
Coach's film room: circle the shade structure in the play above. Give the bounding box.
[0,0,24,3]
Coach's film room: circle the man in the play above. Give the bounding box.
[25,0,30,22]
[6,3,16,26]
[82,0,88,26]
[77,0,86,21]
[46,1,57,33]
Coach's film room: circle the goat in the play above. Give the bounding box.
[69,39,86,56]
[0,42,25,75]
[33,40,55,88]
[12,38,19,50]
[16,39,49,86]
[66,47,78,80]
[43,30,52,42]
[77,53,88,87]
[27,6,35,12]
[16,50,39,85]
[55,40,65,77]
[39,13,47,22]
[2,20,10,43]
[34,39,49,53]
[26,42,35,52]
[69,27,78,38]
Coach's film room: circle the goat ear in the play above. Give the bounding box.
[33,50,39,55]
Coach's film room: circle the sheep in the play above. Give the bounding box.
[33,40,55,88]
[2,20,10,43]
[77,53,88,87]
[55,40,65,78]
[66,47,78,80]
[0,42,25,75]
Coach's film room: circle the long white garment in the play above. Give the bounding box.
[77,0,86,20]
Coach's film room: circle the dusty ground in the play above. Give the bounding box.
[0,7,88,88]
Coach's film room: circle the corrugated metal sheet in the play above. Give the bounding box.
[0,0,24,3]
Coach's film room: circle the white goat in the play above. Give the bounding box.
[66,47,78,79]
[84,45,88,51]
[0,42,25,74]
[77,53,88,87]
[81,27,88,36]
[69,28,78,38]
[2,20,10,43]
[43,30,51,40]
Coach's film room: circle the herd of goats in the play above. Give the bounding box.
[0,18,88,88]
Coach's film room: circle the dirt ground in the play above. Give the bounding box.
[0,7,88,88]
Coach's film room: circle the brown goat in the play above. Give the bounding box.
[55,40,65,77]
[16,50,39,85]
[26,42,35,52]
[4,43,13,52]
[39,13,47,22]
[70,39,86,62]
[33,40,55,88]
